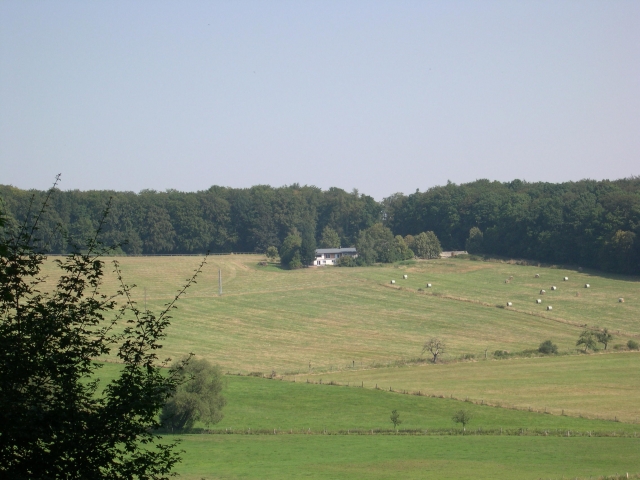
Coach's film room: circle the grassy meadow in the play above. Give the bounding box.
[47,254,640,478]
[42,254,639,374]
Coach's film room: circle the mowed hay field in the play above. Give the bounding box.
[41,254,639,374]
[301,353,640,423]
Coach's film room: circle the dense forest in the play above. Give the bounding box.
[1,178,639,274]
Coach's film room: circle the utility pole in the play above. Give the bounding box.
[219,269,222,295]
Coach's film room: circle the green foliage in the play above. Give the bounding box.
[465,227,484,254]
[279,234,303,269]
[494,350,509,358]
[319,226,340,248]
[394,235,414,260]
[160,358,226,431]
[538,340,558,354]
[451,410,472,433]
[336,255,357,267]
[265,246,278,260]
[413,231,442,259]
[576,330,598,352]
[627,339,639,350]
[389,409,402,429]
[300,227,317,266]
[0,187,194,479]
[596,328,613,350]
[356,223,398,264]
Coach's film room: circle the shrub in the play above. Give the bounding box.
[336,255,357,267]
[538,340,558,354]
[493,350,509,358]
[628,339,639,350]
[462,353,475,360]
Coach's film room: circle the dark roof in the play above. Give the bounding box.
[315,248,357,254]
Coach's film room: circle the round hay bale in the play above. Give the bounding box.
[427,283,432,288]
[390,280,395,284]
[540,289,546,295]
[564,277,569,281]
[618,298,624,303]
[536,299,542,304]
[506,302,513,307]
[505,279,510,284]
[584,284,590,288]
[551,286,557,291]
[403,275,408,279]
[547,306,553,311]
[535,274,540,278]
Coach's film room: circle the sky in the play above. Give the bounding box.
[1,1,638,199]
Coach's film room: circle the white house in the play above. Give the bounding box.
[313,248,357,266]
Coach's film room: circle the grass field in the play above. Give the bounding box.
[299,352,640,423]
[48,254,640,477]
[42,255,639,374]
[174,435,640,480]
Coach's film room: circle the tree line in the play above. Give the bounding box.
[1,177,639,273]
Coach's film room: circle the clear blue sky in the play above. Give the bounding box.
[1,1,638,199]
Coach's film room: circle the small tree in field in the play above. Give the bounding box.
[452,410,472,434]
[266,246,278,261]
[390,410,402,430]
[576,329,597,352]
[422,337,445,363]
[160,357,226,431]
[596,328,613,350]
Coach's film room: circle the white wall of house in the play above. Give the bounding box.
[313,248,357,266]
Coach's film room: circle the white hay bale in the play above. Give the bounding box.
[540,289,546,295]
[390,280,395,284]
[564,277,569,281]
[551,286,557,291]
[403,275,408,279]
[426,283,432,288]
[506,302,513,307]
[547,306,553,311]
[536,299,542,304]
[618,298,624,303]
[585,284,590,288]
[535,274,540,278]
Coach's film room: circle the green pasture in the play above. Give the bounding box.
[174,434,640,480]
[96,363,637,433]
[41,255,639,374]
[301,352,640,423]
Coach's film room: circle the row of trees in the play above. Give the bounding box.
[383,178,640,274]
[2,177,640,273]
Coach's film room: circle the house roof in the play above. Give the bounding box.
[315,248,357,254]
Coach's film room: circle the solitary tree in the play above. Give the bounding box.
[596,328,613,350]
[422,337,445,363]
[0,183,198,479]
[576,330,597,352]
[390,409,402,430]
[452,410,472,434]
[160,357,226,431]
[265,246,278,261]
